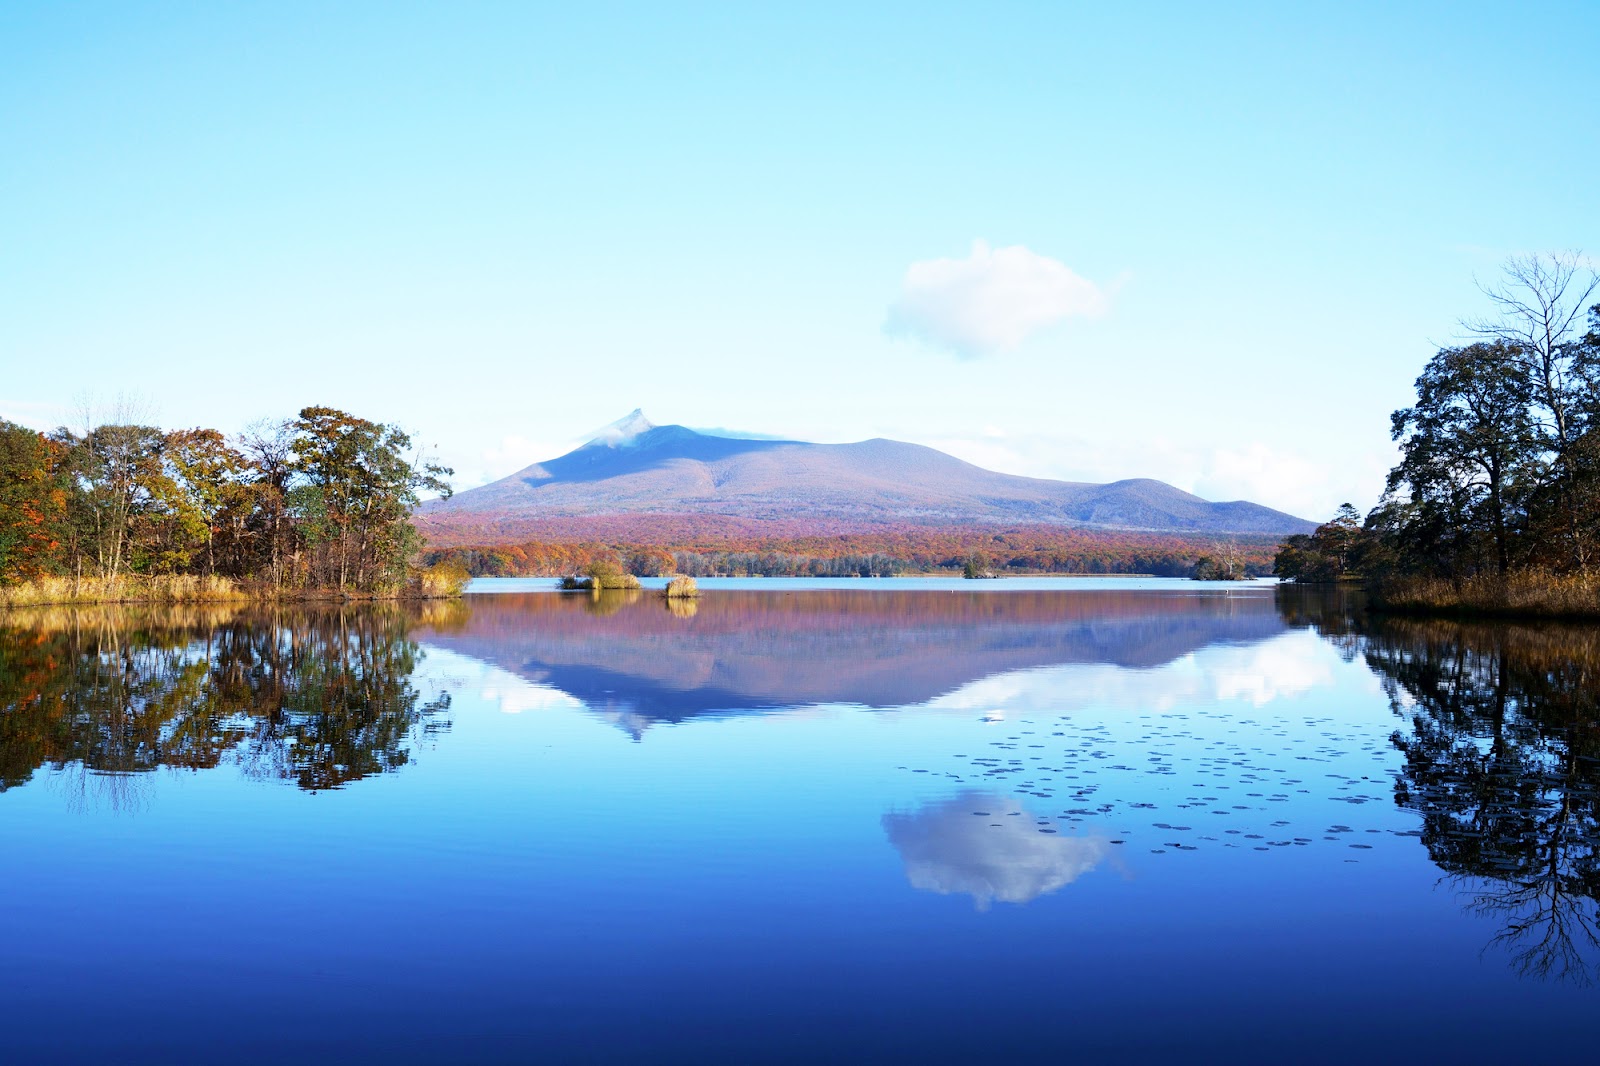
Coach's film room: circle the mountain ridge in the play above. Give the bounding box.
[421,411,1315,537]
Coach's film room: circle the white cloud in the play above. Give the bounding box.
[457,433,579,489]
[1192,442,1396,520]
[1194,442,1329,509]
[886,240,1107,358]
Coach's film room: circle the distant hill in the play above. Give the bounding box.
[420,410,1315,540]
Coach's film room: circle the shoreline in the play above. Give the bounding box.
[1301,574,1600,623]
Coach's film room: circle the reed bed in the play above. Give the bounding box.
[0,574,249,608]
[2,567,470,609]
[1373,571,1600,620]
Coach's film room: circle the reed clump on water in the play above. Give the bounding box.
[663,576,699,599]
[558,559,642,591]
[1373,571,1600,620]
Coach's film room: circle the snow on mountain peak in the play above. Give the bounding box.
[588,409,656,447]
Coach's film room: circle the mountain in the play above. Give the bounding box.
[420,411,1315,536]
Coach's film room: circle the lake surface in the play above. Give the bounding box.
[2,580,1596,1062]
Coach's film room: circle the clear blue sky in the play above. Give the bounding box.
[3,1,1597,519]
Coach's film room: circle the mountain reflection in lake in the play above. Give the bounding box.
[418,588,1287,734]
[3,582,1600,1062]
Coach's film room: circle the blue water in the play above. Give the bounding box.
[0,583,1592,1063]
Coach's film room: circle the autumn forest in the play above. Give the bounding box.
[0,406,453,598]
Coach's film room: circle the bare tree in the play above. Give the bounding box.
[1464,252,1600,569]
[1466,252,1598,453]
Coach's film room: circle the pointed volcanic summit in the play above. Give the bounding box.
[590,408,656,445]
[422,413,1315,537]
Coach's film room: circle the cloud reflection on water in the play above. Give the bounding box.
[922,630,1340,719]
[884,791,1111,910]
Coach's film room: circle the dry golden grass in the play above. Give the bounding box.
[664,575,699,599]
[3,564,473,609]
[0,574,248,608]
[1374,571,1600,620]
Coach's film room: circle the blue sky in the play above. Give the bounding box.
[3,1,1597,519]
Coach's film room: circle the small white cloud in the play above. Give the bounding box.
[886,240,1107,358]
[480,434,573,476]
[1193,442,1395,520]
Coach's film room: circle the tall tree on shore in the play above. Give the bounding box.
[238,418,298,589]
[289,407,453,592]
[57,422,173,579]
[1465,252,1600,570]
[164,428,253,576]
[1388,342,1537,575]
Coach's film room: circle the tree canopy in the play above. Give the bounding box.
[0,406,451,594]
[1279,253,1600,588]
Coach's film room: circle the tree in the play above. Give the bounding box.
[55,422,172,579]
[1387,342,1537,575]
[0,421,68,582]
[164,428,252,576]
[288,407,453,592]
[1466,253,1600,570]
[1274,504,1379,582]
[238,418,299,588]
[1193,540,1248,580]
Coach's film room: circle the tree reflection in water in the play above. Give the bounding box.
[0,604,453,797]
[1283,587,1600,984]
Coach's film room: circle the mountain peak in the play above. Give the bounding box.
[588,409,656,447]
[427,417,1315,536]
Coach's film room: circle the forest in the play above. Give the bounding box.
[0,406,454,600]
[1276,254,1600,616]
[421,522,1280,579]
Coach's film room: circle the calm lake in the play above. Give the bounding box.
[2,579,1596,1062]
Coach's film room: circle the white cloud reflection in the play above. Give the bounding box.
[884,792,1111,910]
[924,630,1337,719]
